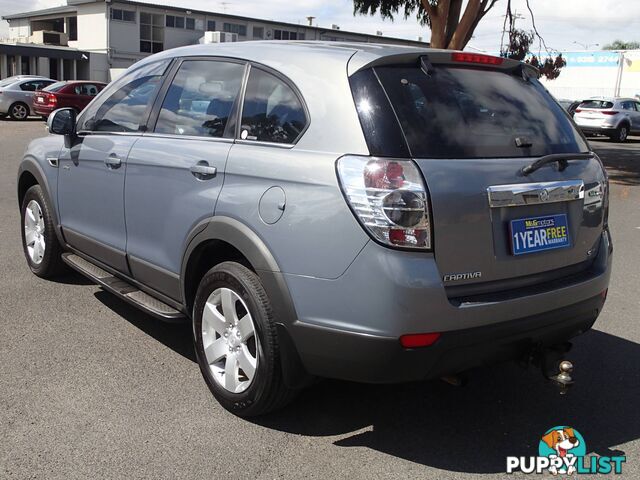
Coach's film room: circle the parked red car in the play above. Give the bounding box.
[34,81,107,118]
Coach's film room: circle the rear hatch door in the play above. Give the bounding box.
[371,57,607,288]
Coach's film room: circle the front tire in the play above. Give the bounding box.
[20,185,67,278]
[9,102,29,121]
[193,262,297,417]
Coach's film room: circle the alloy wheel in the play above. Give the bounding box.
[12,104,28,120]
[24,200,45,264]
[201,287,258,393]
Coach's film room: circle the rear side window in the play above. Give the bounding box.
[79,60,169,133]
[74,84,101,96]
[240,68,307,144]
[579,100,614,109]
[155,60,245,138]
[362,65,588,159]
[20,80,53,91]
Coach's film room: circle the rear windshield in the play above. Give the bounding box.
[353,65,589,159]
[579,100,614,109]
[44,82,67,92]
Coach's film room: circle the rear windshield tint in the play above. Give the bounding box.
[579,100,614,109]
[358,65,588,159]
[44,82,67,92]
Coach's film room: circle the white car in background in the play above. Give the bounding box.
[573,97,640,142]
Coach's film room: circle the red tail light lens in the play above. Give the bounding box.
[337,156,432,249]
[574,108,582,113]
[400,333,441,348]
[452,52,504,66]
[602,111,617,115]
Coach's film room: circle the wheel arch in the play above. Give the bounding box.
[181,216,309,387]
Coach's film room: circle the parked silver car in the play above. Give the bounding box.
[0,76,55,120]
[17,43,611,416]
[573,97,640,142]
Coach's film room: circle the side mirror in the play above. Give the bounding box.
[47,108,76,136]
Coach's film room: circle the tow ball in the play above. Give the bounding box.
[534,343,575,394]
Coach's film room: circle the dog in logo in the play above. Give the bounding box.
[541,427,581,475]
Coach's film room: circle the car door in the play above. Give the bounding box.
[124,58,246,299]
[633,101,640,132]
[58,60,171,273]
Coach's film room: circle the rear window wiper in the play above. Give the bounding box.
[521,153,593,175]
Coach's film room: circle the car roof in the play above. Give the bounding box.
[133,41,524,79]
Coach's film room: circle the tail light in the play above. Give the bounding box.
[574,108,582,113]
[452,52,504,66]
[337,156,432,249]
[48,94,57,105]
[602,111,617,115]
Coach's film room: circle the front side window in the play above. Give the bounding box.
[78,61,169,133]
[155,60,245,138]
[240,68,307,144]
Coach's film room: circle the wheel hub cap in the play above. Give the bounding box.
[24,200,45,264]
[201,288,258,393]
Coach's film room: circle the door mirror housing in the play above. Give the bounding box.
[47,108,76,136]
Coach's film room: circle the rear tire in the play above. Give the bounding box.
[193,262,298,417]
[9,102,29,121]
[610,124,628,143]
[20,185,67,278]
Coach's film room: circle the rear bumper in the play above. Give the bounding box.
[33,104,55,117]
[290,294,603,383]
[577,125,617,135]
[284,230,612,383]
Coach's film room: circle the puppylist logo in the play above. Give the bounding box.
[506,426,626,475]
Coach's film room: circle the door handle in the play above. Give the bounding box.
[190,162,217,180]
[105,155,122,169]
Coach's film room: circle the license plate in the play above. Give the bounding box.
[37,97,44,103]
[509,214,570,255]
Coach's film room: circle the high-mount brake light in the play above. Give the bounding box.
[451,52,504,66]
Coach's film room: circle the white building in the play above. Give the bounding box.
[1,0,427,82]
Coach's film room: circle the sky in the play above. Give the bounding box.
[1,0,639,53]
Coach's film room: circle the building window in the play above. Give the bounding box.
[111,8,136,22]
[223,22,247,36]
[207,20,216,31]
[68,16,77,41]
[274,29,302,41]
[140,12,164,54]
[186,18,195,30]
[253,26,264,39]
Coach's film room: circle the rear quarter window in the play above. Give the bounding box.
[354,64,589,159]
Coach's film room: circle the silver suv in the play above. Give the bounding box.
[573,97,640,142]
[17,43,612,416]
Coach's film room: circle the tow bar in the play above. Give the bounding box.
[534,343,575,394]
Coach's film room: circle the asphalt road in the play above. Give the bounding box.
[1,119,639,479]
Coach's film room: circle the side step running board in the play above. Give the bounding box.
[62,253,185,322]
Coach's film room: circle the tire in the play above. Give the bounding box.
[610,124,629,143]
[9,102,29,121]
[193,261,297,417]
[20,185,67,278]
